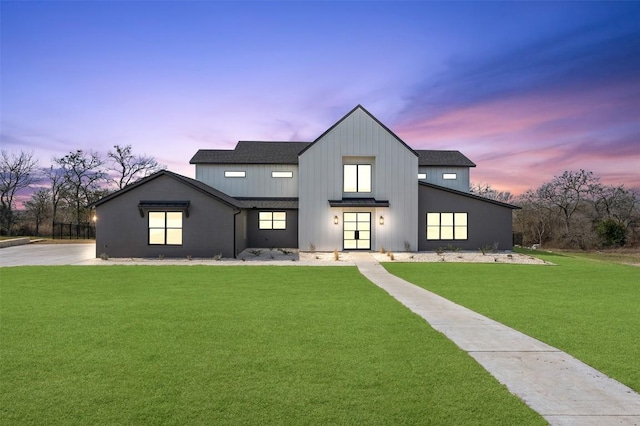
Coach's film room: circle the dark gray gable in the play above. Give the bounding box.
[190,141,311,164]
[416,150,476,167]
[419,181,520,209]
[298,105,418,157]
[91,170,241,209]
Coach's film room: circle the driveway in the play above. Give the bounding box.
[0,243,97,267]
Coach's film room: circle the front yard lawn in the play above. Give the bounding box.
[384,250,640,392]
[1,266,543,425]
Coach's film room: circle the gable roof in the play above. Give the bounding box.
[91,170,242,209]
[419,181,520,209]
[190,141,311,165]
[298,105,418,157]
[416,150,476,167]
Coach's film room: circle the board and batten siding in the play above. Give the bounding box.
[418,166,470,192]
[299,107,418,252]
[195,164,298,197]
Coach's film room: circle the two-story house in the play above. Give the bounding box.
[92,105,518,258]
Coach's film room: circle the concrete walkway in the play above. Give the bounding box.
[0,243,96,267]
[351,252,640,426]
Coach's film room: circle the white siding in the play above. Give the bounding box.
[299,107,418,252]
[418,166,470,192]
[196,164,298,197]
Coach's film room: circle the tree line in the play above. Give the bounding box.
[0,146,163,237]
[2,150,638,248]
[472,170,640,249]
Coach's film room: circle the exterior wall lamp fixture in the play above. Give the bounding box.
[379,216,384,225]
[334,215,339,225]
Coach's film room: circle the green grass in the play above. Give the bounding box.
[0,266,543,425]
[384,250,640,392]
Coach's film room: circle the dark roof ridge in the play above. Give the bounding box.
[91,170,241,209]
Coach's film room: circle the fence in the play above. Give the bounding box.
[513,232,523,247]
[53,222,96,240]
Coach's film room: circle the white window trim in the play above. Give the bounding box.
[418,173,427,179]
[225,171,246,178]
[443,173,457,180]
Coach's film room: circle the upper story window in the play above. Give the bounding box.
[271,171,293,178]
[418,173,427,179]
[443,173,457,180]
[344,164,371,193]
[149,212,183,245]
[225,171,246,178]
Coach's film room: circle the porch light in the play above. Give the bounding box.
[334,215,339,225]
[379,216,384,225]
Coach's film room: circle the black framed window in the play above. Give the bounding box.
[259,211,286,230]
[343,164,371,193]
[149,212,183,245]
[426,212,467,240]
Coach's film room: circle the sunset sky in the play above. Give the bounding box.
[2,1,639,195]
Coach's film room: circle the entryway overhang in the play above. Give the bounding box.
[138,200,191,217]
[328,198,390,208]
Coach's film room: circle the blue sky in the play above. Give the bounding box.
[2,1,638,194]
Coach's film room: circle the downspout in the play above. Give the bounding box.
[233,209,241,258]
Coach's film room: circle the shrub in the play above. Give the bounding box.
[597,219,626,247]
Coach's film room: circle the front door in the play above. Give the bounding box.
[343,212,371,250]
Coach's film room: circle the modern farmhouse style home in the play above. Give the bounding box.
[93,105,518,258]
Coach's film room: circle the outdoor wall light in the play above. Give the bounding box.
[334,215,339,225]
[379,216,384,225]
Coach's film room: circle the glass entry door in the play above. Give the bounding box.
[343,212,371,250]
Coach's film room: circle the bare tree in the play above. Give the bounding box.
[107,145,162,190]
[470,182,514,204]
[514,189,555,247]
[44,166,68,229]
[54,150,106,225]
[24,188,52,236]
[0,150,38,235]
[537,170,601,240]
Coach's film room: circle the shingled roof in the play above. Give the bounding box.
[190,141,475,168]
[91,170,242,209]
[415,150,476,167]
[190,141,311,165]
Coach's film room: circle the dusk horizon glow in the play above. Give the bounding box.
[2,1,638,198]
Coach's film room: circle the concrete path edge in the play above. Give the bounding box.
[351,252,640,426]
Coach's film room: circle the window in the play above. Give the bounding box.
[259,211,286,229]
[426,212,467,240]
[225,171,246,178]
[443,173,457,180]
[271,171,293,178]
[149,212,183,245]
[344,164,371,193]
[418,173,427,179]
